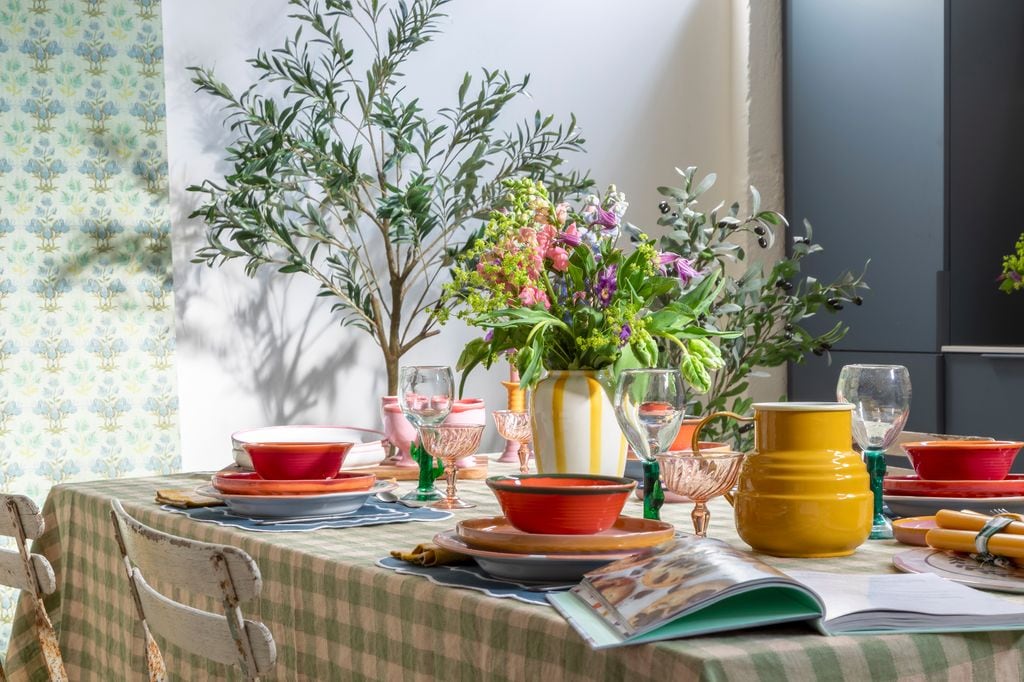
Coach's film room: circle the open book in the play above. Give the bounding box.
[548,535,1024,648]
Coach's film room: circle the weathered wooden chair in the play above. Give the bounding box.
[0,493,67,682]
[109,500,276,681]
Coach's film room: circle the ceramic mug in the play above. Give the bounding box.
[691,402,872,558]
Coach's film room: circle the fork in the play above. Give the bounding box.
[989,507,1024,521]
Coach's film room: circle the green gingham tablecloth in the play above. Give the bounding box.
[5,460,1024,681]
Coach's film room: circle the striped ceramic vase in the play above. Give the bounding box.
[530,370,627,476]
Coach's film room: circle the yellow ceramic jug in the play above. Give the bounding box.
[693,402,871,558]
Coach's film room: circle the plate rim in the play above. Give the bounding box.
[196,480,396,502]
[433,529,636,562]
[892,548,1024,594]
[455,515,674,554]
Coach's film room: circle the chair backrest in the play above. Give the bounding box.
[0,493,67,682]
[109,500,275,681]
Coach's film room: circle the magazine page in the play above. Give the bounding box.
[581,535,803,636]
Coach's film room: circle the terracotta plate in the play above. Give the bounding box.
[456,516,674,555]
[433,530,633,583]
[891,516,937,547]
[212,470,377,496]
[883,474,1024,498]
[195,481,397,519]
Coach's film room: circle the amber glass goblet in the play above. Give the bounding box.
[420,424,485,510]
[492,410,532,473]
[656,451,745,537]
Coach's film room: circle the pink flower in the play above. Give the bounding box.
[547,246,569,272]
[560,223,582,248]
[519,285,550,309]
[536,224,558,251]
[554,202,570,224]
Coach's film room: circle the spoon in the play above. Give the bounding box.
[375,490,425,508]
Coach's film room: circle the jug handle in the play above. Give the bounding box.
[691,411,753,506]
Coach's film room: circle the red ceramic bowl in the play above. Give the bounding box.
[485,474,636,535]
[902,440,1024,481]
[242,442,353,480]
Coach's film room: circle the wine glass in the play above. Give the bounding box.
[399,365,455,502]
[492,410,532,473]
[656,451,745,537]
[837,364,912,540]
[613,369,686,521]
[421,424,485,509]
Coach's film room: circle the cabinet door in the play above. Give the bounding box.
[948,0,1024,345]
[945,354,1024,447]
[785,0,945,351]
[788,350,943,434]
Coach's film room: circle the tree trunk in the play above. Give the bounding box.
[385,352,399,396]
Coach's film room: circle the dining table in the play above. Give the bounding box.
[5,457,1024,681]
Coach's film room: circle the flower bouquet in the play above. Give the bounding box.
[440,178,735,476]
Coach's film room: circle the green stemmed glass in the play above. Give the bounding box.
[399,365,454,502]
[837,364,912,540]
[613,369,686,521]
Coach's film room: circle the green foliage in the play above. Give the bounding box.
[187,0,592,392]
[655,167,870,449]
[999,233,1024,293]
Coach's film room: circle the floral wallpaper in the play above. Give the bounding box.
[0,0,178,649]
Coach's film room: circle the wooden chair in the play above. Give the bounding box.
[109,500,276,681]
[0,493,67,682]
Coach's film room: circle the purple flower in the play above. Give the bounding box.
[484,329,494,342]
[595,264,617,308]
[657,252,700,284]
[594,207,619,230]
[558,223,582,248]
[618,323,631,346]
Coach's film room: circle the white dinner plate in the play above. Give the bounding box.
[893,548,1024,594]
[884,494,1024,519]
[196,481,397,518]
[231,425,387,470]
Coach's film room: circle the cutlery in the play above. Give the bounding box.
[375,491,426,508]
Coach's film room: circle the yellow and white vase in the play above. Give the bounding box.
[530,370,627,476]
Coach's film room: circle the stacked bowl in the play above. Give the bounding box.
[432,474,675,582]
[884,440,1024,542]
[199,426,394,519]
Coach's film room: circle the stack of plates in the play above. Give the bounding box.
[883,475,1024,518]
[199,471,396,519]
[433,516,674,583]
[231,426,387,470]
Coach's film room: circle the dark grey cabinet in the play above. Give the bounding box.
[786,0,1024,438]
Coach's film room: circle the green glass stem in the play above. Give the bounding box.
[642,459,664,521]
[405,441,444,502]
[865,448,893,539]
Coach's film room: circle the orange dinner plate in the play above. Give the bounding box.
[891,516,937,547]
[211,470,376,496]
[883,474,1024,498]
[456,515,675,555]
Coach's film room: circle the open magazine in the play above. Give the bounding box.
[548,536,1024,649]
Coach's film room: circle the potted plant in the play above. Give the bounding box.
[187,0,592,395]
[652,167,870,449]
[440,178,735,476]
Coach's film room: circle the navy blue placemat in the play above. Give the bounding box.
[163,499,451,532]
[375,556,571,606]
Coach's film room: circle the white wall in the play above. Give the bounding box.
[163,0,746,470]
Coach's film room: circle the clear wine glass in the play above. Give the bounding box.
[421,424,485,510]
[399,365,454,502]
[492,410,532,473]
[613,369,686,521]
[837,364,912,540]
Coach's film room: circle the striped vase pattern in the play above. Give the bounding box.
[530,370,627,476]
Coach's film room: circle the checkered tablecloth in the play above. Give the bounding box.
[6,460,1024,681]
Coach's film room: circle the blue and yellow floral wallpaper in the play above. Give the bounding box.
[0,0,178,647]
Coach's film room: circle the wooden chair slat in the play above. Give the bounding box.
[0,494,45,540]
[0,549,56,594]
[111,501,261,601]
[134,570,275,673]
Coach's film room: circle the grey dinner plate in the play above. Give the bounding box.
[196,481,397,518]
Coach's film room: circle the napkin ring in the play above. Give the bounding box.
[972,515,1015,562]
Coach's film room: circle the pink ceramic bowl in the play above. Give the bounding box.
[242,441,353,480]
[486,474,636,535]
[902,440,1024,481]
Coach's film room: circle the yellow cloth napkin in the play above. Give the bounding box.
[390,543,469,567]
[925,510,1024,563]
[155,489,223,509]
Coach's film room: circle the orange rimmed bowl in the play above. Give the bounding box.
[902,440,1024,481]
[485,474,636,535]
[242,441,354,480]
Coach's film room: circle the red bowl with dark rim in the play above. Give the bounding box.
[242,442,353,480]
[485,474,636,535]
[902,440,1024,481]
